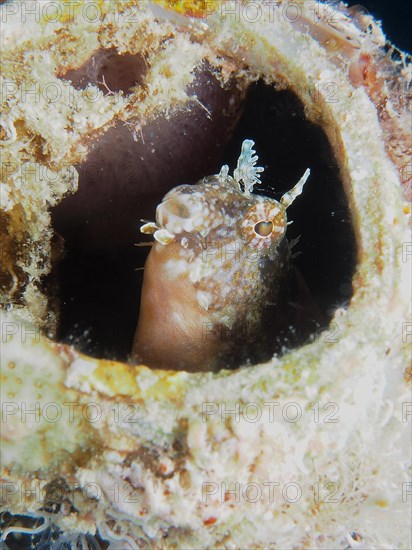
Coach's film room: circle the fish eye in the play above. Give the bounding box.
[242,202,287,250]
[254,220,274,237]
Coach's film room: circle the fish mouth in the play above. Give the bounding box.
[155,193,208,237]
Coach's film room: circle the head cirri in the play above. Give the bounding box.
[141,139,310,265]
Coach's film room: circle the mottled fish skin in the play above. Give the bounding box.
[132,140,309,372]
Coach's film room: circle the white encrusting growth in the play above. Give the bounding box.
[0,116,17,144]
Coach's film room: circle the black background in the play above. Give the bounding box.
[346,0,411,52]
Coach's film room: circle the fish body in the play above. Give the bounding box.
[132,140,309,371]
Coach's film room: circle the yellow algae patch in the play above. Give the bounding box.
[154,0,218,18]
[72,355,190,401]
[45,0,132,24]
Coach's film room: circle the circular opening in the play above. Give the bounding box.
[51,80,356,367]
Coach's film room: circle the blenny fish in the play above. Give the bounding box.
[132,140,310,372]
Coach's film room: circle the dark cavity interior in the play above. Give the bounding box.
[62,48,148,95]
[51,78,356,366]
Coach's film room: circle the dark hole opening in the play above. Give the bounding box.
[61,48,148,95]
[50,79,356,365]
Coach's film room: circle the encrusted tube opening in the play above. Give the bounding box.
[52,80,357,368]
